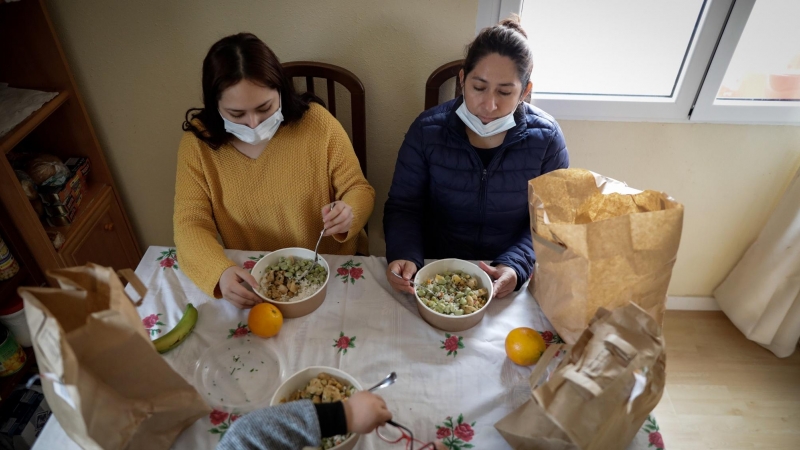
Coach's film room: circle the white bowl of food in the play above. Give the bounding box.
[270,366,362,450]
[251,248,330,318]
[414,259,494,332]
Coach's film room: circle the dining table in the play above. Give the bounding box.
[33,246,665,450]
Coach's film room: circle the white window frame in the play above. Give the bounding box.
[690,0,800,124]
[475,0,800,125]
[476,0,524,35]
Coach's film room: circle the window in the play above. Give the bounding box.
[520,0,704,97]
[476,0,800,124]
[690,0,800,123]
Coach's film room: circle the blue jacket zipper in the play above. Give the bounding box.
[476,168,488,255]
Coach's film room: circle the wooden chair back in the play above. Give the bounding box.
[424,59,464,110]
[283,61,367,177]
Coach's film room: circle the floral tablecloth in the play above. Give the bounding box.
[34,246,665,450]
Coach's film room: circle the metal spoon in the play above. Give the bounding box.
[390,270,424,289]
[367,372,397,392]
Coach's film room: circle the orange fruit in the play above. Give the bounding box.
[505,327,546,366]
[248,303,283,338]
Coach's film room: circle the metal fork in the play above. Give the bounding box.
[297,202,334,280]
[390,270,425,290]
[297,228,325,280]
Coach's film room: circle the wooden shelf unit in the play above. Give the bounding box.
[0,200,45,298]
[0,266,29,301]
[43,182,108,249]
[0,0,141,284]
[0,90,69,155]
[0,347,37,406]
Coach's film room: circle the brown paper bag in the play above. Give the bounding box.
[495,303,666,450]
[528,168,683,343]
[17,264,210,450]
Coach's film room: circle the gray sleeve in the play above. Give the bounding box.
[217,400,322,450]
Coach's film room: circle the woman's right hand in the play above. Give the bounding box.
[386,260,417,295]
[219,266,262,309]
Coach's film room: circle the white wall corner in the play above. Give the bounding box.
[476,0,524,34]
[475,0,501,35]
[667,296,720,311]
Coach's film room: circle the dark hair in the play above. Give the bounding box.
[463,16,533,93]
[182,32,321,149]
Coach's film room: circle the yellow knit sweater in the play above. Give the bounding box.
[174,103,375,298]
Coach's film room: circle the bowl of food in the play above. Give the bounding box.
[251,248,330,318]
[414,259,494,332]
[270,366,362,450]
[768,73,800,92]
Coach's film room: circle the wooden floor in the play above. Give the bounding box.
[654,311,800,450]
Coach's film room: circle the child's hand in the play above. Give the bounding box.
[343,391,392,434]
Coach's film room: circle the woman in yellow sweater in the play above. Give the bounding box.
[175,33,374,309]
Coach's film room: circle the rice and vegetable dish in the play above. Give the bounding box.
[417,271,489,316]
[258,256,327,302]
[280,372,356,449]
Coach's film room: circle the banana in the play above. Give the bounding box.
[153,303,198,354]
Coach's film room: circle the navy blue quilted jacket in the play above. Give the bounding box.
[383,97,569,290]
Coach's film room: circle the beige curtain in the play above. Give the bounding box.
[714,167,800,358]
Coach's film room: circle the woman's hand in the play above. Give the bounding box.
[478,262,517,299]
[322,201,354,236]
[386,260,417,295]
[343,391,392,434]
[219,266,262,309]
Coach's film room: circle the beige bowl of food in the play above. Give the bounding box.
[768,73,800,92]
[414,258,494,332]
[270,366,362,450]
[251,248,330,318]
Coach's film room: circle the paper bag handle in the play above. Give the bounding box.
[531,232,567,252]
[604,335,638,362]
[551,335,638,399]
[116,269,147,306]
[563,371,604,397]
[529,343,564,392]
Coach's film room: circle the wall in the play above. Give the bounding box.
[46,0,800,296]
[560,120,800,295]
[45,0,479,247]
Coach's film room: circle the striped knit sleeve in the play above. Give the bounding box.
[173,133,236,298]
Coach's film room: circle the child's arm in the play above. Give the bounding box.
[218,392,392,450]
[217,400,323,450]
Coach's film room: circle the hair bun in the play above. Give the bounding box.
[499,15,527,39]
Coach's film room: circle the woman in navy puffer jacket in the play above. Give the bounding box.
[384,17,569,298]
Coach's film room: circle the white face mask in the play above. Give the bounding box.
[220,97,283,145]
[455,99,517,138]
